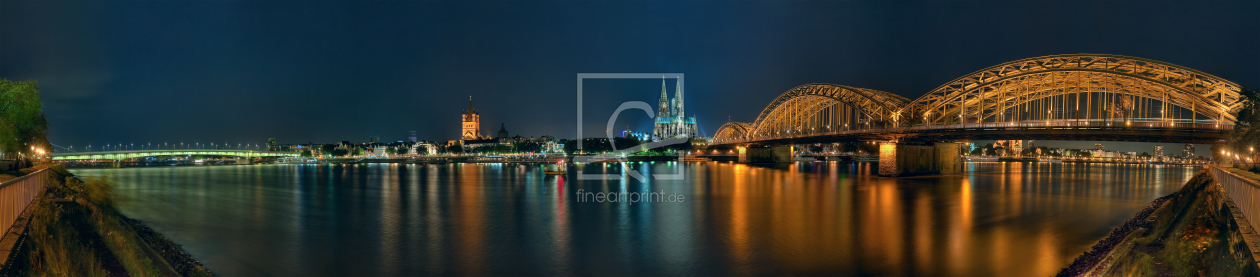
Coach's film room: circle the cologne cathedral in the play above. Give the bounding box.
[653,78,698,140]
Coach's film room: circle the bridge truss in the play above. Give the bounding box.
[713,54,1244,145]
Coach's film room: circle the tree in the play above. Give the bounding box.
[385,147,396,156]
[447,143,463,154]
[562,140,576,155]
[354,147,366,156]
[300,149,312,157]
[0,79,50,161]
[332,148,349,157]
[321,144,336,157]
[1226,86,1260,162]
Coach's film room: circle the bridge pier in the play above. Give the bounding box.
[110,160,125,168]
[878,142,960,177]
[236,158,252,165]
[737,145,792,163]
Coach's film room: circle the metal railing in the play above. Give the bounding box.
[1211,167,1260,227]
[713,119,1234,145]
[0,168,47,235]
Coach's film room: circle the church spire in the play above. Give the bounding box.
[674,77,683,118]
[658,77,669,118]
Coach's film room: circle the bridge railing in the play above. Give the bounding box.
[714,119,1232,144]
[1211,167,1260,229]
[0,168,48,235]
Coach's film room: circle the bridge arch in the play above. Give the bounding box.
[902,54,1243,127]
[744,84,910,141]
[713,122,754,143]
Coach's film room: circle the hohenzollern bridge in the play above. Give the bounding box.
[708,54,1244,176]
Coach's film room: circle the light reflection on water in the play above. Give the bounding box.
[71,161,1197,276]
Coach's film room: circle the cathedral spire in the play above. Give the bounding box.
[658,77,669,118]
[674,77,683,118]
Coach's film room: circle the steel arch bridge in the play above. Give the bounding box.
[712,54,1245,146]
[50,150,299,161]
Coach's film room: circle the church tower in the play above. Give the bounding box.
[462,97,481,140]
[673,77,683,118]
[658,77,670,118]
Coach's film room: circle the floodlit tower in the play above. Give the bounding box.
[674,77,684,118]
[462,96,482,139]
[658,77,670,118]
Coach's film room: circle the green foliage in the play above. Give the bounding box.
[447,143,463,153]
[299,149,312,157]
[0,78,50,159]
[384,147,395,155]
[354,147,366,156]
[1226,86,1260,161]
[320,144,336,157]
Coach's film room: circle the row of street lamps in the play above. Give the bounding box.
[63,142,268,152]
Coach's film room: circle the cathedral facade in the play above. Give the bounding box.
[653,78,698,140]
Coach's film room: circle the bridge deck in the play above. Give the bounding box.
[50,149,299,161]
[712,119,1231,146]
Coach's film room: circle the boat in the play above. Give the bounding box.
[545,159,567,175]
[966,156,999,162]
[681,156,711,162]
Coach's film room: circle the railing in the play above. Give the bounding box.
[714,119,1234,144]
[1211,167,1260,228]
[0,168,47,235]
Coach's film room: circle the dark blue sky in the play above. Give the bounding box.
[2,1,1257,153]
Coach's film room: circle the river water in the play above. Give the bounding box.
[71,162,1198,276]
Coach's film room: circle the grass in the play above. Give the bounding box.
[1227,167,1260,182]
[1076,170,1258,276]
[8,164,213,276]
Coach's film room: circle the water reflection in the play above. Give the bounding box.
[71,161,1196,276]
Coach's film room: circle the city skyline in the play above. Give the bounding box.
[2,1,1257,147]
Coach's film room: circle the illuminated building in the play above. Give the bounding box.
[653,77,699,140]
[462,97,487,140]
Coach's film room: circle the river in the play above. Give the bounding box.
[70,161,1197,276]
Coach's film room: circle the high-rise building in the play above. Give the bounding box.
[653,78,699,140]
[1154,145,1164,158]
[462,97,485,140]
[1183,143,1195,158]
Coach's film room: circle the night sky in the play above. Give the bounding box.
[2,1,1257,154]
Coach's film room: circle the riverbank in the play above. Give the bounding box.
[1057,169,1260,276]
[0,165,213,276]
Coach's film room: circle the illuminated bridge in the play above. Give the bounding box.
[51,149,298,163]
[710,54,1245,175]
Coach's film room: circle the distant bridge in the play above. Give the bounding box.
[713,54,1243,146]
[50,149,299,161]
